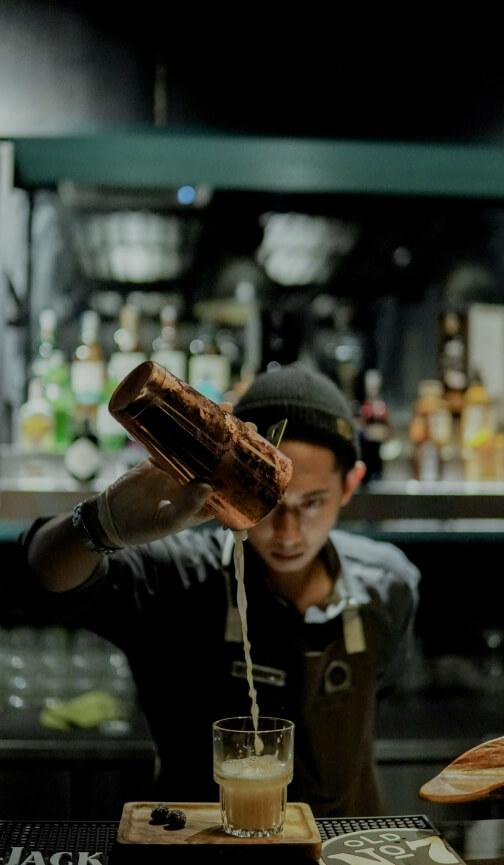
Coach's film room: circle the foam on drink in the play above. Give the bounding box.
[215,754,291,834]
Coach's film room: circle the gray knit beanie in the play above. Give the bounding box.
[234,363,359,470]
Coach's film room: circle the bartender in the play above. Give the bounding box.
[18,362,420,816]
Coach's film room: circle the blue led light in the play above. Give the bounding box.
[177,185,197,205]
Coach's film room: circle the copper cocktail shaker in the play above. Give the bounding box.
[108,361,293,530]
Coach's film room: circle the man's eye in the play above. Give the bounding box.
[303,498,324,511]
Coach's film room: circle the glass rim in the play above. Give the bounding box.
[212,716,294,734]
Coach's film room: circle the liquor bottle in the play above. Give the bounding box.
[31,309,61,380]
[64,416,102,482]
[409,380,453,481]
[438,311,468,417]
[360,370,389,482]
[44,371,74,454]
[17,378,54,452]
[70,310,106,428]
[31,308,73,452]
[331,301,364,406]
[461,371,495,452]
[31,308,69,391]
[151,303,187,380]
[188,321,231,402]
[461,371,497,480]
[107,303,147,385]
[95,380,128,453]
[310,299,364,412]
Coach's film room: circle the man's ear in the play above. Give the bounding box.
[341,460,366,506]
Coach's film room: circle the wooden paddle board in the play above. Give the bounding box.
[420,735,504,803]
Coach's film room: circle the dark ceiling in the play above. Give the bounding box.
[4,0,504,143]
[72,3,504,143]
[162,65,504,142]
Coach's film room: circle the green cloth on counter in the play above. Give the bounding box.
[39,690,127,731]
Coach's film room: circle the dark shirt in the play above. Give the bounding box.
[19,523,419,816]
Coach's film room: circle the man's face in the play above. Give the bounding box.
[247,439,360,579]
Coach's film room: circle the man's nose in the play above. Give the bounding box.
[272,505,302,541]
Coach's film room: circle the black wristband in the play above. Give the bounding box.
[72,499,123,554]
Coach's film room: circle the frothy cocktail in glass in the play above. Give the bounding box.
[212,716,294,838]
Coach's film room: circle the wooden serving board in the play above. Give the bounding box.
[420,735,504,803]
[117,801,321,857]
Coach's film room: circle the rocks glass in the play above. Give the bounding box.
[212,716,294,838]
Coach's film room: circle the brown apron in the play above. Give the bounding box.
[293,618,384,817]
[223,561,384,818]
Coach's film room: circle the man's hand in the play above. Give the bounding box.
[98,459,212,548]
[28,460,212,595]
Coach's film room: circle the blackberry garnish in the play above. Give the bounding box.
[150,804,171,824]
[163,809,187,830]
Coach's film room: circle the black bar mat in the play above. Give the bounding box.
[0,820,118,864]
[0,815,463,865]
[316,813,436,839]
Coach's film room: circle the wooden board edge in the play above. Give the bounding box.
[419,778,504,804]
[117,801,321,851]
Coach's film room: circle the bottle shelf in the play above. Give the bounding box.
[9,132,504,199]
[4,444,504,523]
[344,479,504,521]
[4,472,504,524]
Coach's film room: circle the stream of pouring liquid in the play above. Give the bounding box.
[233,530,264,755]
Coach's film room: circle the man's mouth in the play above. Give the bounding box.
[271,550,305,560]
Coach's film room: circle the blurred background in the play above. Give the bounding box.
[3,0,504,823]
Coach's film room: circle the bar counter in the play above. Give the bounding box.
[0,710,155,820]
[0,814,503,863]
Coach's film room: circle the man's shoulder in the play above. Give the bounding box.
[330,528,419,581]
